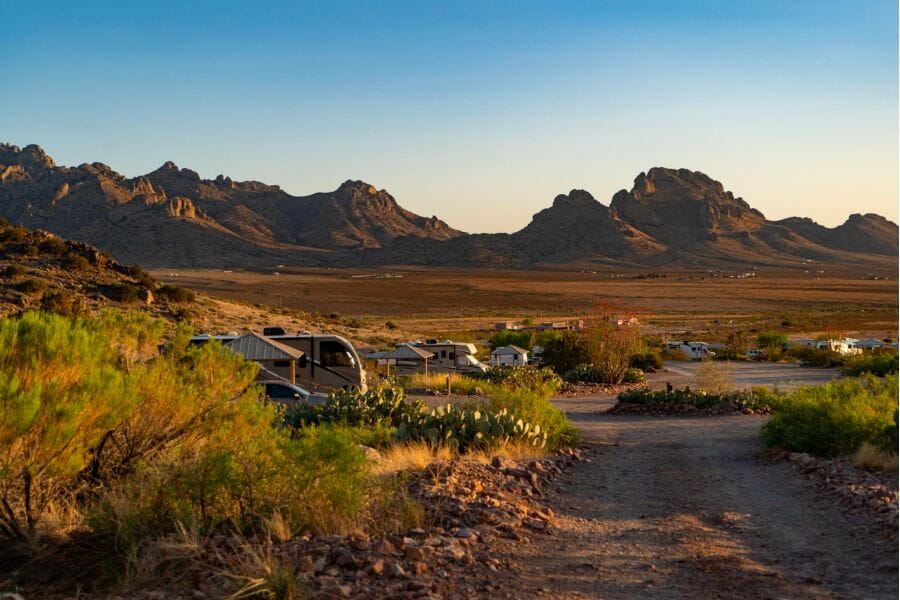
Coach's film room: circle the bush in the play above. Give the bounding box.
[581,308,643,384]
[385,320,398,330]
[757,331,788,351]
[694,360,734,394]
[562,364,605,384]
[622,367,645,383]
[617,386,778,412]
[660,348,690,361]
[2,264,27,279]
[130,265,157,291]
[157,283,196,303]
[63,253,90,272]
[540,331,590,374]
[786,346,845,368]
[17,278,47,295]
[842,352,898,377]
[762,375,898,458]
[39,290,85,317]
[474,365,562,391]
[0,226,28,244]
[488,329,532,351]
[485,383,577,449]
[630,351,663,370]
[105,283,141,303]
[38,237,68,255]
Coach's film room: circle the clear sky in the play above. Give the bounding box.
[2,1,897,232]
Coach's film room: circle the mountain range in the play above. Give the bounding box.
[0,143,896,270]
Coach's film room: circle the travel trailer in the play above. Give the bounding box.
[191,329,367,393]
[665,340,714,360]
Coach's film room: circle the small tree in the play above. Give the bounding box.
[488,329,532,351]
[541,331,590,374]
[581,302,645,384]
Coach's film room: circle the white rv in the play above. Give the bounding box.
[665,341,714,360]
[191,328,367,393]
[373,339,488,375]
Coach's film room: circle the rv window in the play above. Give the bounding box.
[273,360,291,367]
[320,341,355,367]
[441,350,446,358]
[449,352,455,360]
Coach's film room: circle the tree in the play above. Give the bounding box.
[541,331,589,374]
[488,329,532,351]
[581,302,645,384]
[757,331,788,351]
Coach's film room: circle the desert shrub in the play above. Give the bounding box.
[17,277,47,295]
[474,365,562,392]
[786,345,844,367]
[541,331,590,374]
[39,290,85,318]
[63,253,90,272]
[105,283,141,303]
[130,265,157,291]
[562,364,604,384]
[617,386,778,412]
[396,403,549,451]
[0,226,28,244]
[485,384,577,449]
[284,386,425,430]
[694,360,735,394]
[581,307,644,385]
[622,367,645,384]
[401,372,484,395]
[842,352,898,377]
[385,320,398,330]
[660,348,691,361]
[174,306,194,323]
[761,375,898,458]
[156,283,196,303]
[630,351,663,371]
[2,263,27,279]
[488,329,532,351]
[22,244,39,257]
[38,237,68,255]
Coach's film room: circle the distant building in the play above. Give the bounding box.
[491,345,529,366]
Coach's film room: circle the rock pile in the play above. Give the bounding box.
[782,451,898,539]
[148,449,588,600]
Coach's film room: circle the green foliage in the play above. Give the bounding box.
[157,283,196,303]
[284,386,425,430]
[762,375,899,458]
[622,367,645,383]
[630,351,663,370]
[842,352,898,377]
[474,365,562,391]
[786,345,845,368]
[38,237,68,255]
[130,265,157,291]
[617,386,778,412]
[535,331,589,374]
[757,331,788,350]
[396,403,548,451]
[488,329,532,351]
[485,382,577,448]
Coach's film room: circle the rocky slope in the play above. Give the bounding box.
[0,143,895,269]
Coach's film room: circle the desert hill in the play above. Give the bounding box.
[0,143,896,270]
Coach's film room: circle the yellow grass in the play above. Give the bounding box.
[853,442,899,471]
[370,441,548,476]
[403,372,484,395]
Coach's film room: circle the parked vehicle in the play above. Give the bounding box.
[386,339,488,375]
[258,380,329,405]
[191,330,367,393]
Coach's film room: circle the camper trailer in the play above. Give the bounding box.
[370,339,487,375]
[191,329,367,393]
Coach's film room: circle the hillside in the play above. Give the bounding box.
[0,143,896,269]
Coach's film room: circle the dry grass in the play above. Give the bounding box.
[219,543,306,600]
[694,361,736,395]
[853,443,899,471]
[403,372,485,395]
[370,441,548,476]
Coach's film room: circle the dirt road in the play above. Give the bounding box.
[502,393,898,599]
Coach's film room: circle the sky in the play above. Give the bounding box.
[2,1,897,232]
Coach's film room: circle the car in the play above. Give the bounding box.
[259,380,329,405]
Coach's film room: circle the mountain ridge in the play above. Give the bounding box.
[0,142,895,270]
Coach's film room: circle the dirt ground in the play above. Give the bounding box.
[154,267,899,342]
[496,385,898,599]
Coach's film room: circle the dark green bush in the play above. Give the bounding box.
[105,283,141,303]
[842,352,898,377]
[130,265,157,291]
[157,283,196,303]
[474,365,562,391]
[63,253,90,272]
[541,331,590,374]
[39,290,85,317]
[617,386,778,412]
[786,346,845,368]
[38,237,68,255]
[761,375,898,457]
[488,329,532,351]
[0,226,27,244]
[622,367,645,383]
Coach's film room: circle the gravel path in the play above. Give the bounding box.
[503,393,898,599]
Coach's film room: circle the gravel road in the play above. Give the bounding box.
[502,391,898,599]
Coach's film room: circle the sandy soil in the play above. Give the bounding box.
[498,392,898,599]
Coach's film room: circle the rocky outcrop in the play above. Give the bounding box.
[0,143,895,269]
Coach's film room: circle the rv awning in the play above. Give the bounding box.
[383,344,434,361]
[226,332,303,361]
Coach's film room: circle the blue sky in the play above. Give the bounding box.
[2,1,897,232]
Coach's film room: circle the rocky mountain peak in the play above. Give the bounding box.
[0,143,55,172]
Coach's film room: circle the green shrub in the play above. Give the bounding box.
[130,265,157,291]
[284,386,425,430]
[762,375,898,457]
[541,331,590,374]
[786,346,845,368]
[757,331,788,351]
[22,245,39,257]
[485,383,577,448]
[622,367,645,383]
[617,386,778,412]
[17,278,47,295]
[157,283,196,303]
[630,351,663,370]
[488,329,532,351]
[474,365,562,391]
[396,403,548,451]
[842,352,898,377]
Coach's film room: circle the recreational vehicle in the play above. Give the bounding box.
[191,329,367,393]
[369,339,488,375]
